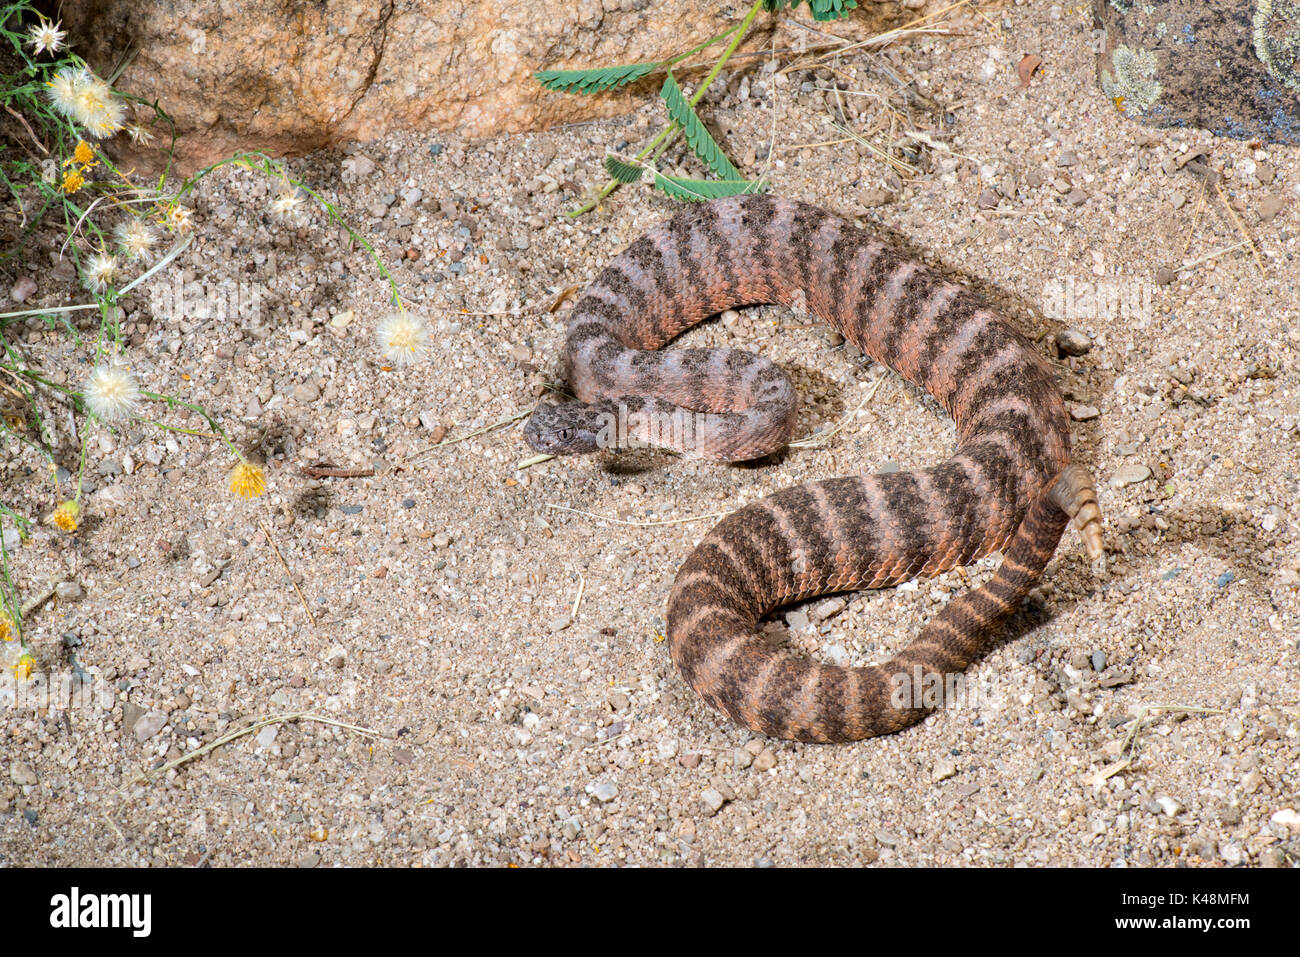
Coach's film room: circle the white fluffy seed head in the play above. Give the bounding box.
[74,74,125,139]
[270,190,309,226]
[376,312,430,366]
[45,66,85,117]
[81,251,119,293]
[115,219,158,263]
[83,361,141,422]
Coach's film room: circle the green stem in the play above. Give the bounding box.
[140,390,241,460]
[567,0,764,218]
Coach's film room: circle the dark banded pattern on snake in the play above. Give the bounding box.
[525,195,1104,743]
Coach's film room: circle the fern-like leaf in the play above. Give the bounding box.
[603,155,644,184]
[659,72,742,181]
[652,173,765,203]
[762,0,857,21]
[535,62,658,95]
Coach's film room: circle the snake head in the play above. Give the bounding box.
[523,402,608,455]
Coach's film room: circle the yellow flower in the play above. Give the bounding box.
[0,613,14,642]
[73,140,95,165]
[13,653,33,680]
[51,500,80,532]
[61,168,85,193]
[229,461,267,499]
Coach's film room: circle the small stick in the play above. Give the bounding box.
[259,521,315,625]
[571,573,586,620]
[1177,240,1250,273]
[128,711,388,785]
[1212,181,1266,277]
[3,103,49,157]
[20,580,65,618]
[546,503,730,528]
[407,409,531,461]
[1083,703,1226,787]
[300,464,375,478]
[789,374,886,449]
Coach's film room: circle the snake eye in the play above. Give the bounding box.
[556,428,573,442]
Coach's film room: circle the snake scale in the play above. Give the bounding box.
[525,195,1104,743]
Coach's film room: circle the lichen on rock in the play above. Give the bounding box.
[1102,44,1163,113]
[1254,0,1300,94]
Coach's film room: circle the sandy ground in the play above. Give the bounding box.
[1,5,1297,867]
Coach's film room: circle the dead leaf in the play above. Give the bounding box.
[1017,54,1042,88]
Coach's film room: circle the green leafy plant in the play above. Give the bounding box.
[536,0,856,216]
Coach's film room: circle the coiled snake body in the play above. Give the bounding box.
[526,195,1103,743]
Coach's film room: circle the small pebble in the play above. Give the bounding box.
[10,276,36,303]
[932,758,958,782]
[591,781,618,803]
[700,788,727,815]
[1054,328,1092,356]
[133,711,168,743]
[1154,796,1182,817]
[1111,464,1151,488]
[1259,194,1287,222]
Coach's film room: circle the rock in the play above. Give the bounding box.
[1269,807,1300,829]
[700,788,727,815]
[1095,0,1300,144]
[1260,847,1287,868]
[1218,841,1245,866]
[1259,194,1288,222]
[1091,650,1107,672]
[1055,328,1092,356]
[591,780,618,803]
[977,189,1000,209]
[1155,266,1178,285]
[121,701,145,736]
[1154,795,1182,817]
[59,0,941,170]
[9,760,37,786]
[812,597,847,621]
[10,276,36,303]
[133,711,168,742]
[1111,464,1152,487]
[1070,405,1101,421]
[55,581,83,601]
[752,749,777,772]
[932,758,958,782]
[783,609,810,632]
